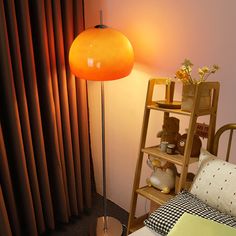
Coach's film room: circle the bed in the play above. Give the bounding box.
[129,123,236,236]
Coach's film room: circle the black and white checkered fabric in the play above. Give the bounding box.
[144,191,236,236]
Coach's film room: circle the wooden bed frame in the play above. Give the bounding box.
[212,123,236,162]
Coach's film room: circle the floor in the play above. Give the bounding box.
[45,193,129,236]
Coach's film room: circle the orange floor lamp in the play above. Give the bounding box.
[69,14,134,235]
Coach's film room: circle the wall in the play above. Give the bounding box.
[84,0,236,215]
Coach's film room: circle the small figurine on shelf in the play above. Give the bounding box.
[157,117,181,146]
[177,133,202,157]
[146,155,177,194]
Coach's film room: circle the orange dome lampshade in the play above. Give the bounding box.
[69,25,134,81]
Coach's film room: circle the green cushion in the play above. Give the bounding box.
[167,213,236,236]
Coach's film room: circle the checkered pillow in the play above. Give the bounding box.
[144,191,236,236]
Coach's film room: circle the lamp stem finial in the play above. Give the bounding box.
[100,10,103,25]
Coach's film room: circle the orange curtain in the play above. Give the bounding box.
[0,0,92,235]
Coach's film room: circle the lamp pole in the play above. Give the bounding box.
[101,81,108,231]
[96,81,123,236]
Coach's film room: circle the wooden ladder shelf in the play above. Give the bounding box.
[127,78,220,234]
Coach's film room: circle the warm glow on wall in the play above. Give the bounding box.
[69,26,134,81]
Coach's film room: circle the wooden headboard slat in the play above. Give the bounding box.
[226,129,233,162]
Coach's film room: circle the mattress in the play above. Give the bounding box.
[129,226,162,236]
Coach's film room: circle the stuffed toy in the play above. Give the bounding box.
[157,117,181,145]
[146,156,177,194]
[177,133,202,157]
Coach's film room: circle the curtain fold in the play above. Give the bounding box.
[0,0,92,235]
[0,1,38,234]
[0,186,12,236]
[51,0,78,217]
[4,0,46,232]
[0,125,21,235]
[14,0,55,230]
[44,0,71,218]
[74,0,92,210]
[61,0,84,213]
[31,0,69,222]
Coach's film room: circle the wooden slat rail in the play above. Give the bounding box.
[212,123,236,162]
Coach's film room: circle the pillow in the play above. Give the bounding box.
[144,191,236,236]
[198,148,216,166]
[190,149,236,217]
[167,213,236,236]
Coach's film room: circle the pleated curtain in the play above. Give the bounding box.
[0,0,92,235]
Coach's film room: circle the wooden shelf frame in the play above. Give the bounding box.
[129,214,148,233]
[127,78,220,235]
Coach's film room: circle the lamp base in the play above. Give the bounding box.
[96,216,123,236]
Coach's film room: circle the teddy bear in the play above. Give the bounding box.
[157,117,181,145]
[146,155,177,194]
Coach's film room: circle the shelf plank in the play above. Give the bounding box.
[142,146,199,166]
[196,108,214,116]
[136,186,175,205]
[147,104,191,116]
[147,104,213,116]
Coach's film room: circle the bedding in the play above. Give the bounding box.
[144,191,236,235]
[167,212,236,236]
[128,226,161,236]
[190,148,236,217]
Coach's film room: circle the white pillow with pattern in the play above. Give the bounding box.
[190,149,236,217]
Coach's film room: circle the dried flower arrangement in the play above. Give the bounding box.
[175,59,219,85]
